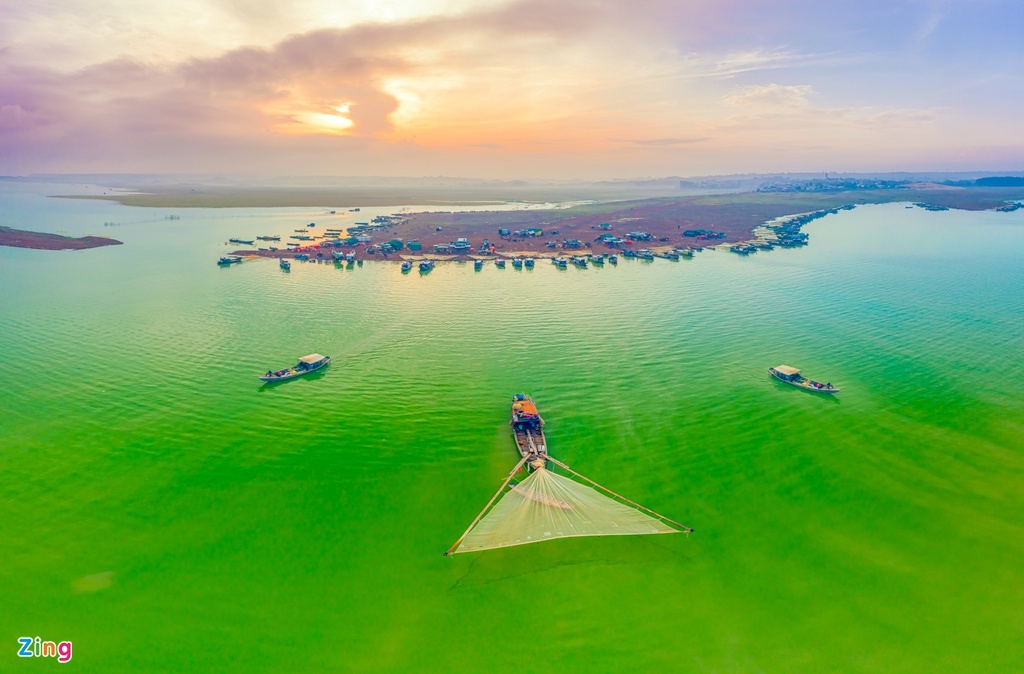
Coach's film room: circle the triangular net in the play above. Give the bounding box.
[453,467,678,553]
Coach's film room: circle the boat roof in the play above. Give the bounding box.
[300,353,326,363]
[774,365,800,375]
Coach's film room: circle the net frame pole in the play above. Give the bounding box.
[544,455,693,533]
[445,456,529,556]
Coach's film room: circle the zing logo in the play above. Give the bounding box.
[17,637,73,663]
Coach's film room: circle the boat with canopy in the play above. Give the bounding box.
[769,365,839,393]
[259,354,330,382]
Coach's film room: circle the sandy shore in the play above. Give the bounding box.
[0,226,123,251]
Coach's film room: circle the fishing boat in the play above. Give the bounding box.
[608,255,618,264]
[419,259,435,272]
[257,235,281,241]
[510,394,547,466]
[524,257,535,268]
[769,365,839,394]
[571,256,587,268]
[279,259,291,270]
[229,238,254,245]
[474,259,484,270]
[332,250,346,261]
[552,257,567,268]
[512,257,523,268]
[259,354,330,382]
[216,255,243,266]
[495,259,506,268]
[401,260,412,272]
[591,254,605,265]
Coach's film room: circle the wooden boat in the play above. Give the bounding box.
[260,354,330,382]
[229,238,254,245]
[216,255,243,266]
[511,393,547,469]
[769,365,839,394]
[257,235,281,241]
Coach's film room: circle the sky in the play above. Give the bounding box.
[1,0,1022,179]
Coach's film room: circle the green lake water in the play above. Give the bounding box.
[1,183,1022,672]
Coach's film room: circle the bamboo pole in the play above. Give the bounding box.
[544,455,693,533]
[444,456,529,556]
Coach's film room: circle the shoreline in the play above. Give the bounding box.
[226,186,1024,263]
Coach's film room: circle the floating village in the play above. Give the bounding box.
[218,204,860,270]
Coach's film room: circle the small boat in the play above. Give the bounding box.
[571,256,587,268]
[279,259,291,270]
[332,250,346,261]
[552,257,567,268]
[474,259,484,270]
[294,253,309,260]
[512,257,523,268]
[345,252,356,263]
[419,259,435,272]
[259,354,331,382]
[511,393,546,463]
[591,254,605,265]
[294,228,308,233]
[229,238,254,245]
[357,259,363,266]
[524,257,535,268]
[769,365,839,394]
[401,260,412,272]
[608,255,618,264]
[495,259,506,268]
[257,235,281,241]
[216,255,243,266]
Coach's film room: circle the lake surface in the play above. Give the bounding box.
[2,182,1022,672]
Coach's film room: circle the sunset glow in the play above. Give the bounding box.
[2,0,1022,177]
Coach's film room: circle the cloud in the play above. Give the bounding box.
[722,84,815,110]
[612,137,709,146]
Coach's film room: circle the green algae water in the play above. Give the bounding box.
[2,182,1023,672]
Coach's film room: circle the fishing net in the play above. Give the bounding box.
[452,466,679,554]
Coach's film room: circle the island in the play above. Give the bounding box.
[0,226,123,251]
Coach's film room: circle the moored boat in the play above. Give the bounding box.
[257,235,281,241]
[229,238,255,245]
[769,365,839,394]
[401,260,412,272]
[495,258,506,268]
[512,257,523,268]
[511,393,547,467]
[260,353,330,382]
[419,259,435,272]
[332,250,346,261]
[524,257,535,268]
[217,255,243,266]
[552,257,567,267]
[279,258,291,270]
[474,259,484,270]
[608,255,618,264]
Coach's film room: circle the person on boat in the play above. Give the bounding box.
[266,371,273,377]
